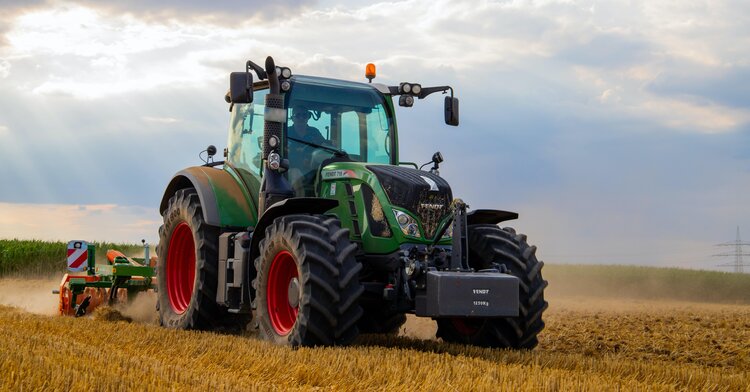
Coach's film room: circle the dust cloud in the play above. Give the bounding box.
[400,315,436,340]
[112,291,158,324]
[0,278,59,315]
[0,277,158,323]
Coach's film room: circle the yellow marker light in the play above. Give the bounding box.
[365,63,376,82]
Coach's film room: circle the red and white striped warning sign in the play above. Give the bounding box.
[67,240,89,272]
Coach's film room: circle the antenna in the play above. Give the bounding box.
[713,226,750,273]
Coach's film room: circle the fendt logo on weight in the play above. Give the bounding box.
[473,289,490,295]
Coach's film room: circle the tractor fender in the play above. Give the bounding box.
[249,197,339,261]
[467,209,519,226]
[159,167,256,228]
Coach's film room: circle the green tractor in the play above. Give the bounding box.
[156,56,548,348]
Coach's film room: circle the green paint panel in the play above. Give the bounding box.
[95,265,113,275]
[205,168,256,228]
[112,265,155,278]
[319,161,452,255]
[224,165,260,226]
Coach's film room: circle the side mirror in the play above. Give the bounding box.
[444,96,459,126]
[229,71,254,104]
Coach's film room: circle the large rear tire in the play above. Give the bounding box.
[253,214,363,347]
[436,225,548,349]
[156,188,251,331]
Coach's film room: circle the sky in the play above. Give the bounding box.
[0,0,749,271]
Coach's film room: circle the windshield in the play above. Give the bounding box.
[226,89,266,202]
[285,77,395,196]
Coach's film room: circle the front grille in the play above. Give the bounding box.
[367,165,452,239]
[415,191,452,238]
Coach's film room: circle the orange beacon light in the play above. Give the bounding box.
[365,63,376,82]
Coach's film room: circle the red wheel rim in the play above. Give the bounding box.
[267,250,299,335]
[166,222,196,314]
[451,318,480,336]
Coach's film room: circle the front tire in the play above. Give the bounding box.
[156,188,251,331]
[436,225,548,349]
[253,214,363,347]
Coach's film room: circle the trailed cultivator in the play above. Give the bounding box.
[54,240,155,317]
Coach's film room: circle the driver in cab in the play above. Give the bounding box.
[289,105,326,145]
[287,104,330,195]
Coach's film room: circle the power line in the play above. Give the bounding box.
[713,226,750,273]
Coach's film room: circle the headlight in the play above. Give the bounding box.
[412,84,422,95]
[398,95,414,107]
[393,209,421,238]
[400,83,412,94]
[268,152,281,170]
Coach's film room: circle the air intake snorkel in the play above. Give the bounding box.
[258,56,294,214]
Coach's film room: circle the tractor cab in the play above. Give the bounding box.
[227,75,397,198]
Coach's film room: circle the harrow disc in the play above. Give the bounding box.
[57,274,109,316]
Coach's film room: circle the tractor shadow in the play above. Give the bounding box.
[353,333,534,365]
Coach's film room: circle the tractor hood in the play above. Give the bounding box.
[320,162,454,242]
[365,165,453,239]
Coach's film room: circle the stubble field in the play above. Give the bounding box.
[0,253,748,391]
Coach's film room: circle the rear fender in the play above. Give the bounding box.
[159,167,256,228]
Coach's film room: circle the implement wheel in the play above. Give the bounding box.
[253,214,363,347]
[436,225,548,349]
[156,188,251,331]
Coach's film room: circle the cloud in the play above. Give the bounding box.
[0,0,750,271]
[0,202,160,243]
[0,59,9,78]
[142,116,181,124]
[2,5,239,99]
[0,1,48,47]
[558,33,654,68]
[0,125,8,136]
[634,97,748,133]
[0,0,314,24]
[648,64,750,109]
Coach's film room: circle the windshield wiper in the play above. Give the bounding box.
[287,136,348,157]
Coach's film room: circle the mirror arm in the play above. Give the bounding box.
[246,60,268,80]
[417,86,452,99]
[386,85,453,99]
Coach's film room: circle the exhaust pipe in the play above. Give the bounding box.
[258,56,294,214]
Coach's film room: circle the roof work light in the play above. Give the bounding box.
[365,63,376,82]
